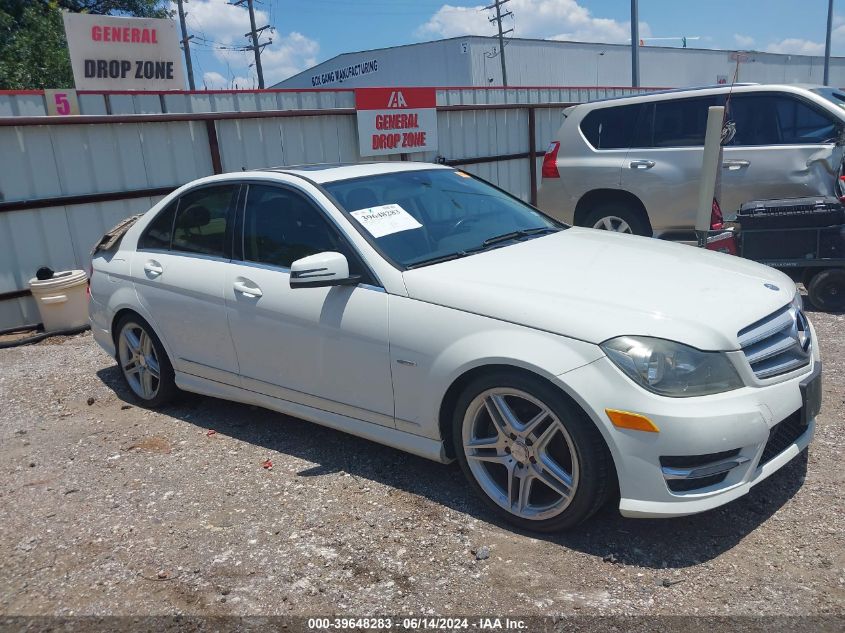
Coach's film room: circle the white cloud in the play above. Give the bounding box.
[733,33,755,48]
[201,70,255,90]
[416,4,490,39]
[173,0,318,86]
[765,38,825,55]
[201,71,226,88]
[417,0,649,44]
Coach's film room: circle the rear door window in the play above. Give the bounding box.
[650,97,722,147]
[171,185,238,257]
[138,200,178,250]
[579,104,642,149]
[729,94,837,145]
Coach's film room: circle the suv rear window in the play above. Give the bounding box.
[579,105,641,149]
[651,97,722,147]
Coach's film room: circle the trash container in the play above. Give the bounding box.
[28,269,89,333]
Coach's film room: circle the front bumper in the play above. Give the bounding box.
[559,352,820,519]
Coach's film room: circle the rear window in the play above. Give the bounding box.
[650,97,722,147]
[138,200,177,250]
[171,185,237,257]
[579,105,641,149]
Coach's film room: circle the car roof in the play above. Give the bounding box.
[580,83,825,108]
[260,161,451,184]
[167,162,454,195]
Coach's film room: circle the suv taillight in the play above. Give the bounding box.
[710,198,724,230]
[542,142,561,179]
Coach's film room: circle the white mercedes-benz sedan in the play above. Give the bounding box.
[89,162,821,530]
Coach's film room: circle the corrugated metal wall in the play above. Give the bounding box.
[0,86,652,117]
[0,86,646,330]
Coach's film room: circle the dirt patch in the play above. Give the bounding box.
[123,437,172,455]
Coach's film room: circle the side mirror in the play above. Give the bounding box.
[290,252,360,288]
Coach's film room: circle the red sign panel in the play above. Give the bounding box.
[355,88,437,111]
[356,88,438,156]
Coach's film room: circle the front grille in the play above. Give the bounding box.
[737,304,811,380]
[759,409,807,466]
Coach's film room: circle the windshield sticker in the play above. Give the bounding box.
[350,203,423,238]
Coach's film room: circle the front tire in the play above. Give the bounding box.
[452,370,613,531]
[115,314,178,408]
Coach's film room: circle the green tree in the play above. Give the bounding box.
[0,0,173,90]
[57,1,171,19]
[0,2,74,89]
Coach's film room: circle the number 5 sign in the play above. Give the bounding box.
[44,89,80,116]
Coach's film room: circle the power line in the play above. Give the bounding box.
[484,0,512,87]
[231,0,271,89]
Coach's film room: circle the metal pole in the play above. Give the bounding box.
[824,0,834,86]
[630,0,640,87]
[696,106,725,247]
[176,0,195,90]
[247,0,265,89]
[495,0,508,86]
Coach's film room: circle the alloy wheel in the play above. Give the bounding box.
[462,388,580,520]
[593,215,633,233]
[118,322,161,400]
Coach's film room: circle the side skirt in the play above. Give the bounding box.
[174,371,450,464]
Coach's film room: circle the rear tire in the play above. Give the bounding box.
[807,269,845,312]
[114,314,178,408]
[452,370,613,532]
[582,202,651,237]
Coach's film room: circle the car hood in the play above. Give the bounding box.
[401,228,795,351]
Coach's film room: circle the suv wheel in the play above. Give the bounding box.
[453,370,613,531]
[583,203,650,236]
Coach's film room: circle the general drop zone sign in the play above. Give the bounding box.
[356,88,438,156]
[62,13,185,90]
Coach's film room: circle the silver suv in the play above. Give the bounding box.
[537,84,845,237]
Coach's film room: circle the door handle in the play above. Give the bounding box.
[629,160,655,169]
[143,260,163,277]
[233,279,263,298]
[723,159,750,170]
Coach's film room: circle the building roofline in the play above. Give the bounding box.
[274,35,845,87]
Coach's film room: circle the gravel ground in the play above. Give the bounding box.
[0,309,843,619]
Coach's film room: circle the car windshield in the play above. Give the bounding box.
[323,169,562,268]
[811,87,845,110]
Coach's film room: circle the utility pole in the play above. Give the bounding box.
[485,0,512,86]
[630,0,640,87]
[233,0,269,89]
[824,0,834,86]
[176,0,195,90]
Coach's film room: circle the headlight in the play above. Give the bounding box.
[600,336,743,397]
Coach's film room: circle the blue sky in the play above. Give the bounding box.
[176,0,845,89]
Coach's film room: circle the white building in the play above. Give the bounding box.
[273,36,845,90]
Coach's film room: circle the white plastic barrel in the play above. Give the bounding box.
[28,270,89,333]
